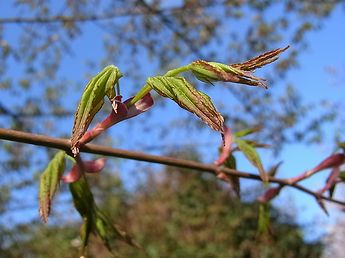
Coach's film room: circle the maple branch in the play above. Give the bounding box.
[0,127,344,207]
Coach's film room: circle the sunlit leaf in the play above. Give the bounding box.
[189,46,289,88]
[235,137,268,182]
[39,151,66,223]
[71,65,122,156]
[147,76,224,137]
[232,46,289,71]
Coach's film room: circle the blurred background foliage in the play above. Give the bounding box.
[0,0,344,257]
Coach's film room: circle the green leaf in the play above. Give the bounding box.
[71,65,122,155]
[80,218,93,256]
[234,126,262,138]
[39,151,66,223]
[257,203,271,235]
[223,154,240,197]
[69,176,95,256]
[243,139,270,149]
[235,137,268,182]
[69,176,138,255]
[147,76,224,135]
[94,209,139,251]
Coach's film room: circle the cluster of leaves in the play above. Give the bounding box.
[1,4,344,245]
[38,47,289,255]
[216,126,345,216]
[1,1,345,256]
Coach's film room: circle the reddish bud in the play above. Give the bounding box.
[214,126,233,166]
[289,153,345,184]
[257,186,283,203]
[317,166,340,197]
[61,165,81,183]
[61,158,106,183]
[309,154,345,175]
[78,93,154,146]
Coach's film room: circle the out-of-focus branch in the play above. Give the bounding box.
[136,0,203,57]
[0,127,344,207]
[0,2,219,24]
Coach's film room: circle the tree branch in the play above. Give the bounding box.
[0,2,219,24]
[0,127,344,207]
[136,0,203,57]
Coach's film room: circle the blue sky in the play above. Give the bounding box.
[0,1,344,241]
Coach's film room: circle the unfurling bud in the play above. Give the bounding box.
[189,46,289,88]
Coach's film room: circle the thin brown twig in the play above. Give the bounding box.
[0,127,344,207]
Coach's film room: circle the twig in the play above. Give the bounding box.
[0,127,344,206]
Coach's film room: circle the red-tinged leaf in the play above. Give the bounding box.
[317,166,340,197]
[61,165,82,183]
[147,76,224,138]
[189,46,288,88]
[316,197,329,216]
[83,158,106,173]
[232,46,290,71]
[191,60,267,88]
[39,151,66,223]
[290,154,345,184]
[62,158,106,183]
[124,92,154,118]
[234,125,262,138]
[214,126,233,166]
[257,186,283,203]
[235,137,268,183]
[267,161,283,178]
[71,65,122,156]
[79,93,154,147]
